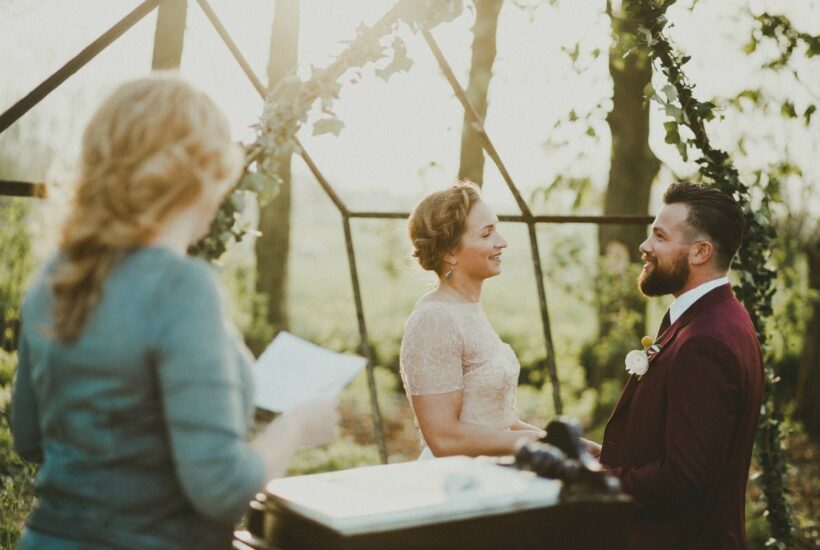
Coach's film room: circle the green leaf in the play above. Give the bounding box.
[239,172,271,193]
[663,121,680,144]
[665,104,684,122]
[803,104,816,125]
[638,26,655,47]
[272,76,301,103]
[230,190,247,211]
[662,84,678,102]
[312,118,346,137]
[780,101,797,118]
[566,43,580,63]
[676,140,688,161]
[643,81,655,101]
[696,101,716,121]
[375,37,414,81]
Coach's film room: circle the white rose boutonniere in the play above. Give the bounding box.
[625,336,656,379]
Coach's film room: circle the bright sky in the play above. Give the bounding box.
[1,0,817,216]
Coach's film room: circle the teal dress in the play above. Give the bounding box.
[11,247,265,549]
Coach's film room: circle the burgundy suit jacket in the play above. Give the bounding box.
[600,284,763,550]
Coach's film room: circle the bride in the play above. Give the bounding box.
[400,182,544,458]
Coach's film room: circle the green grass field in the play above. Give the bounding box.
[3,184,814,548]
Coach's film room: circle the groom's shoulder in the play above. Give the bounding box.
[681,297,757,350]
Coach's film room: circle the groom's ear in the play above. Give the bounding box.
[689,240,714,266]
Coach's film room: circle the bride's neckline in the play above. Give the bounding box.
[420,299,481,306]
[419,288,482,306]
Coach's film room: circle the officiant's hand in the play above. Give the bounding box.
[251,398,340,479]
[581,437,602,459]
[285,397,340,447]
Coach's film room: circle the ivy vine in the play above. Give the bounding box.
[630,1,795,546]
[194,0,463,260]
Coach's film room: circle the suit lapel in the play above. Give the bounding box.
[606,284,735,422]
[607,374,639,423]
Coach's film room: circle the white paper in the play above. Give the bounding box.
[266,456,561,534]
[252,331,367,412]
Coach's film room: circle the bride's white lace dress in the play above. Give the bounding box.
[399,299,521,457]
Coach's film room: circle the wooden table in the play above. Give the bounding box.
[234,456,631,550]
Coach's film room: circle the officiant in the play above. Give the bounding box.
[10,74,339,549]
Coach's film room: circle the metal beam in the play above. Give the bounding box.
[0,0,162,134]
[196,0,389,462]
[348,211,654,224]
[0,180,47,198]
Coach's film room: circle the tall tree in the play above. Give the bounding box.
[732,10,820,441]
[458,0,503,186]
[591,0,660,387]
[252,0,299,353]
[151,0,187,70]
[796,237,820,437]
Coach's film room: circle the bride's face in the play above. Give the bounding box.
[448,200,507,280]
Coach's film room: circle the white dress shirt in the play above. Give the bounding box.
[669,276,730,324]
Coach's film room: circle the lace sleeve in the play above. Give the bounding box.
[400,305,464,395]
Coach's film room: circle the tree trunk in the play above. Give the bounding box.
[251,0,299,354]
[591,0,660,388]
[796,237,820,438]
[458,0,503,187]
[151,0,187,70]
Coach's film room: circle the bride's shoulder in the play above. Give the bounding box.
[405,297,457,328]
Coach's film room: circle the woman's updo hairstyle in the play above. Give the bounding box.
[408,181,481,276]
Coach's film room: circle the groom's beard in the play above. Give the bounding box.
[638,252,689,297]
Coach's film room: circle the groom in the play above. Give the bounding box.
[598,182,764,550]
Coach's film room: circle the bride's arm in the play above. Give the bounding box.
[412,391,541,457]
[510,419,545,434]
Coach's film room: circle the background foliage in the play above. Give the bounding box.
[1,0,818,548]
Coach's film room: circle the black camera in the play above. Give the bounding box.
[512,417,620,497]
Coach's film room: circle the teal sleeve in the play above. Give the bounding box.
[10,328,44,463]
[151,261,265,524]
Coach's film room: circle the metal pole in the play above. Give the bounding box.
[422,28,564,413]
[342,216,389,463]
[0,0,162,134]
[526,222,562,414]
[196,0,389,462]
[195,0,266,96]
[422,29,532,218]
[0,181,47,198]
[298,145,389,463]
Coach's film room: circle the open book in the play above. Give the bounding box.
[252,331,367,412]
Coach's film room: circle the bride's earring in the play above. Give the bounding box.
[444,262,455,279]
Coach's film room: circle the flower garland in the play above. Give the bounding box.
[194,0,463,260]
[629,1,794,546]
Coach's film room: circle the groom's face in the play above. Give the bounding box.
[638,203,693,297]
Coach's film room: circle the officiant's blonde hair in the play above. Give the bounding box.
[408,181,481,276]
[51,73,242,343]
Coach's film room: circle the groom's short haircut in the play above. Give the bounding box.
[663,181,746,270]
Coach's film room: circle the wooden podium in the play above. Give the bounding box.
[234,457,631,550]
